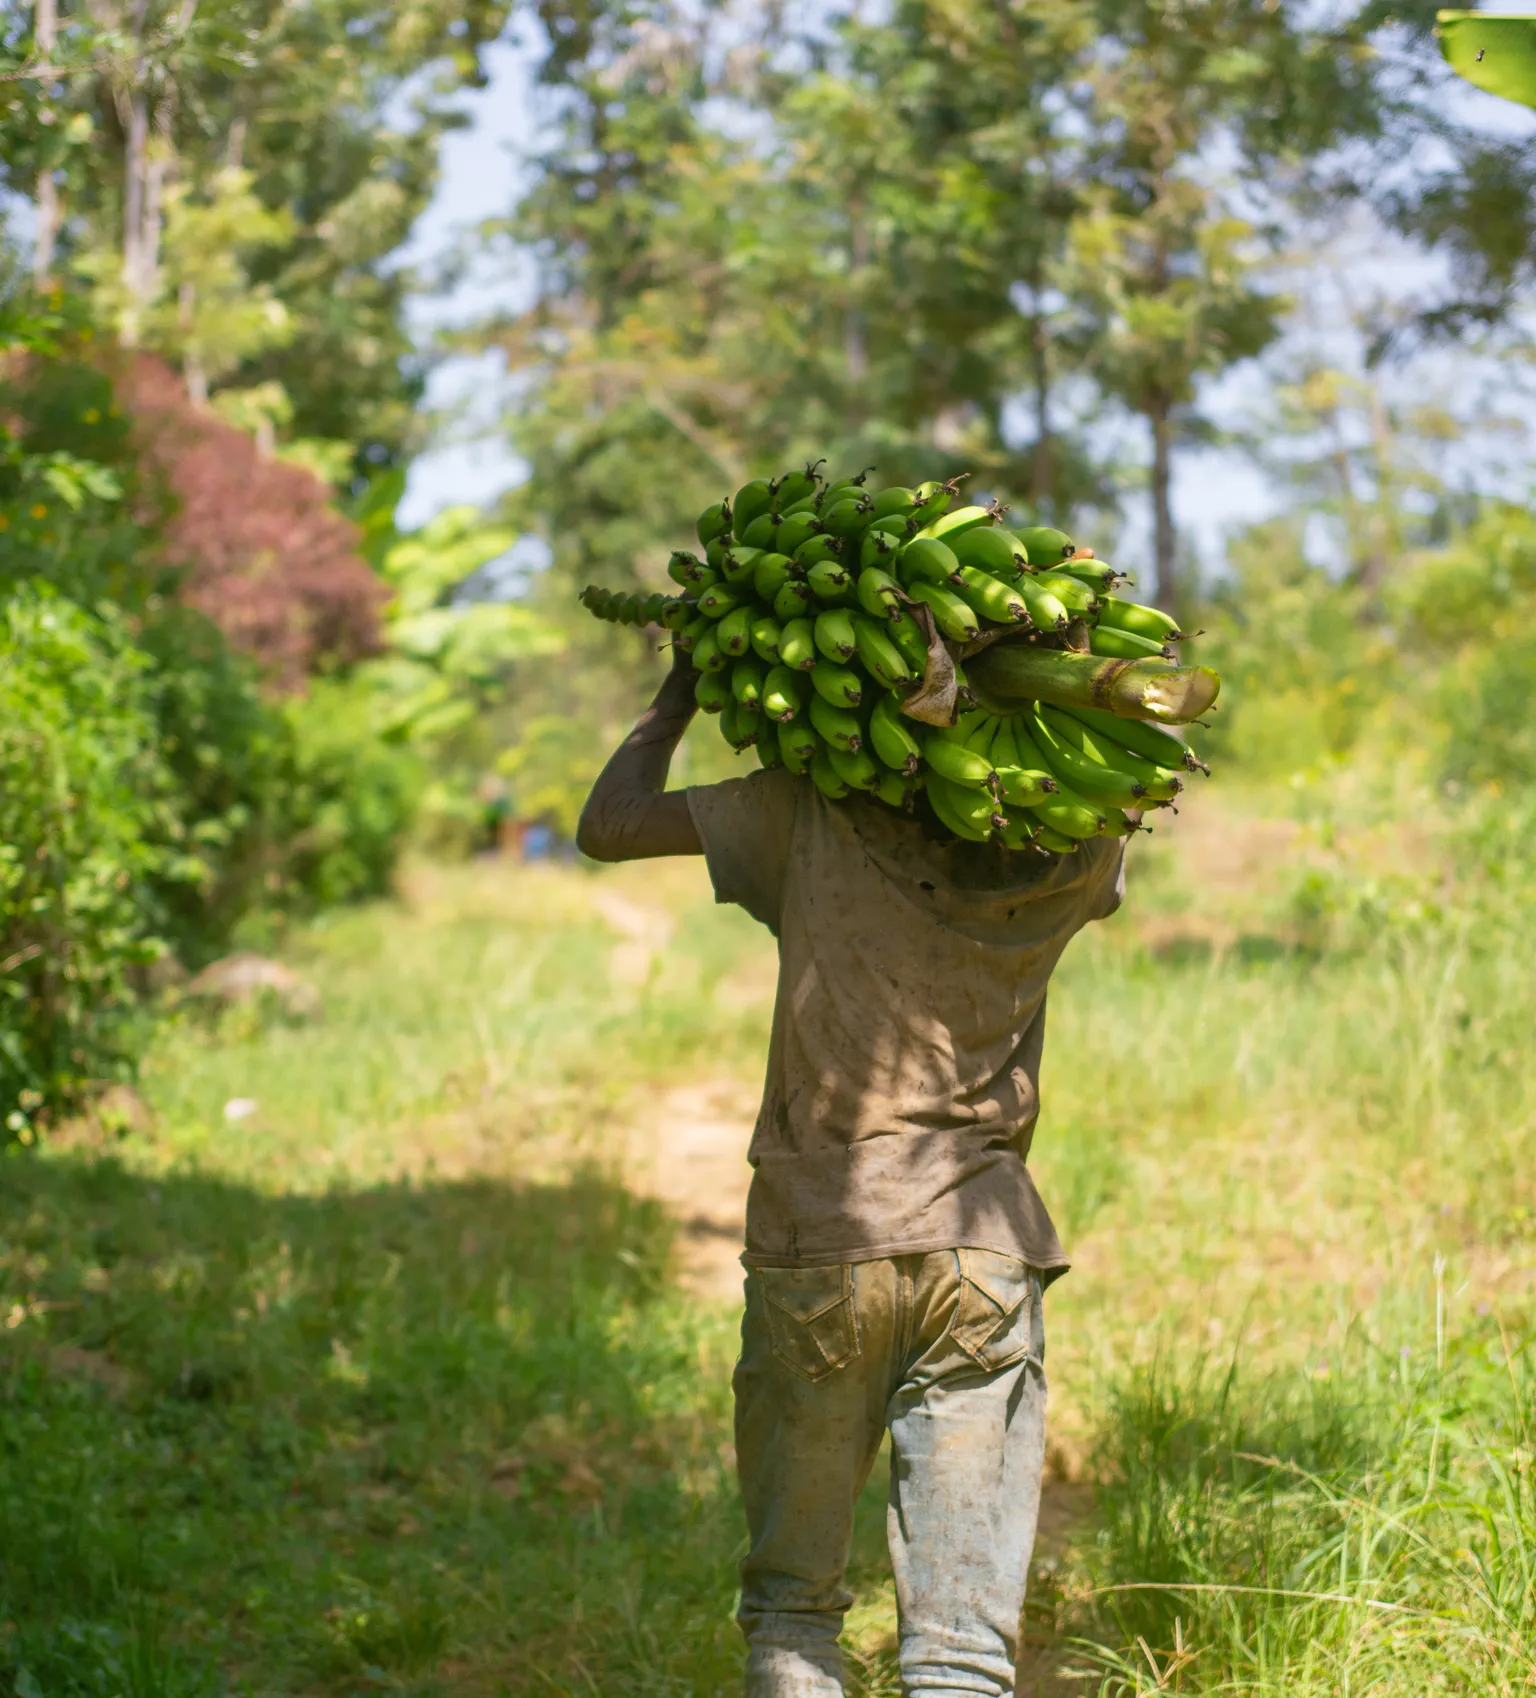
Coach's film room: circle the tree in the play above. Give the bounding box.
[0,0,517,469]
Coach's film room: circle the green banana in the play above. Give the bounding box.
[860,526,906,569]
[1025,573,1086,621]
[719,699,760,750]
[896,536,963,587]
[1026,784,1106,839]
[696,501,731,547]
[922,719,994,789]
[1017,577,1069,631]
[794,534,843,568]
[928,774,1003,840]
[718,545,762,585]
[1033,824,1078,854]
[866,485,918,520]
[778,719,818,773]
[810,746,852,800]
[695,668,731,713]
[741,511,779,551]
[660,599,693,632]
[1100,810,1140,837]
[773,462,824,508]
[907,580,980,641]
[887,609,932,673]
[828,743,882,792]
[809,663,863,709]
[1096,597,1182,642]
[1053,557,1121,594]
[762,665,808,721]
[989,717,1058,806]
[808,694,863,752]
[807,558,854,601]
[778,616,819,671]
[963,712,1002,761]
[908,479,959,529]
[857,567,905,618]
[817,468,875,507]
[692,625,723,673]
[677,612,711,653]
[1089,626,1172,661]
[757,729,784,770]
[669,550,709,586]
[732,479,775,539]
[874,767,917,811]
[731,656,765,709]
[1034,571,1097,615]
[869,691,923,775]
[697,581,742,620]
[1011,525,1075,566]
[774,513,822,556]
[814,608,858,662]
[752,552,794,602]
[1038,706,1182,802]
[956,566,1029,625]
[852,613,916,688]
[820,497,873,538]
[1030,709,1145,806]
[997,809,1039,851]
[773,579,814,621]
[716,605,753,656]
[749,614,783,664]
[917,505,994,543]
[1065,705,1205,774]
[950,527,1029,575]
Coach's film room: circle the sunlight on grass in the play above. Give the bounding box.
[3,804,1535,1695]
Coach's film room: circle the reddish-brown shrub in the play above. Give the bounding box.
[122,357,384,688]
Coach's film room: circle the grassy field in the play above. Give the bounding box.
[3,789,1535,1696]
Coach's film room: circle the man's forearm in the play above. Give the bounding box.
[575,656,703,860]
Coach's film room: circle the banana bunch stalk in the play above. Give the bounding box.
[578,464,1221,855]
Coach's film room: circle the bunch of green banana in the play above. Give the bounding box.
[578,460,1217,854]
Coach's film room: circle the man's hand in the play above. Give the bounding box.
[575,644,704,861]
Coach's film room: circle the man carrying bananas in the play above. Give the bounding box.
[579,646,1126,1698]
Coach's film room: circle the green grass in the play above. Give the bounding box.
[3,805,1535,1695]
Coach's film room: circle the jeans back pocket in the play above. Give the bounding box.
[949,1249,1042,1373]
[756,1264,860,1382]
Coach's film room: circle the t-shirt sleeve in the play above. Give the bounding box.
[1086,838,1128,921]
[684,769,801,933]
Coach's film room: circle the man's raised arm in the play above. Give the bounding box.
[575,647,703,861]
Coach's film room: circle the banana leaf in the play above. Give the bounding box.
[1439,10,1536,109]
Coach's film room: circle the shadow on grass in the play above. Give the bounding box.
[0,1152,744,1697]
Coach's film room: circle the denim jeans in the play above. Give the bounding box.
[734,1250,1048,1698]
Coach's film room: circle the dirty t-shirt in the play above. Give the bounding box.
[685,770,1126,1277]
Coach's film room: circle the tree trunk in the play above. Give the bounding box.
[1030,309,1052,512]
[32,0,59,287]
[845,192,869,393]
[1355,382,1394,591]
[1149,394,1177,616]
[121,90,148,342]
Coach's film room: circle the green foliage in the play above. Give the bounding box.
[0,304,418,1130]
[277,680,423,911]
[0,589,176,1136]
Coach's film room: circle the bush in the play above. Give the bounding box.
[0,588,181,1133]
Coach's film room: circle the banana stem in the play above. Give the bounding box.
[966,645,1220,725]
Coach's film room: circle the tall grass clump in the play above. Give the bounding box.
[1077,1293,1536,1695]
